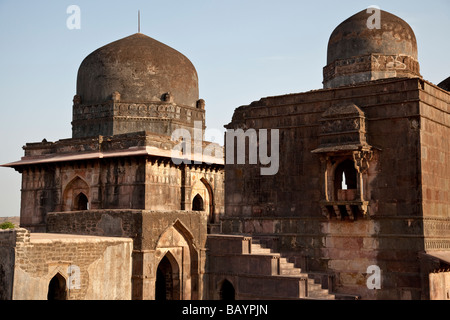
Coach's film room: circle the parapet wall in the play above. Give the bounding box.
[46,209,208,251]
[0,228,29,299]
[0,227,133,300]
[0,228,30,247]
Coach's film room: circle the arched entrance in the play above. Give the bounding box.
[47,273,67,300]
[74,192,89,210]
[155,253,180,300]
[63,176,90,211]
[220,279,235,300]
[154,221,198,300]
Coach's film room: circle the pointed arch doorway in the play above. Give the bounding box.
[62,176,90,211]
[220,279,235,300]
[47,273,67,300]
[155,253,180,300]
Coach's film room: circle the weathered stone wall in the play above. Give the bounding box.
[47,209,209,300]
[47,210,208,251]
[223,77,437,299]
[420,83,450,249]
[72,100,206,139]
[18,157,147,231]
[206,235,306,300]
[0,228,132,300]
[0,228,21,300]
[429,272,450,300]
[17,142,224,232]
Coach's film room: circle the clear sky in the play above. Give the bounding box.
[0,0,449,217]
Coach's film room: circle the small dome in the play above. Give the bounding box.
[323,9,421,88]
[76,33,199,107]
[327,9,418,65]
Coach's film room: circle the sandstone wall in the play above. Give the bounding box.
[419,83,450,249]
[0,228,19,300]
[222,78,437,299]
[429,272,450,300]
[0,228,133,300]
[47,209,209,300]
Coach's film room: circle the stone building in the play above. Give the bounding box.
[223,9,450,300]
[1,8,449,300]
[1,33,224,300]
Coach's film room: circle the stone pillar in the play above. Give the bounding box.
[132,250,156,300]
[181,165,192,210]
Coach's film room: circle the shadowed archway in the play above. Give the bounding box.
[47,273,67,300]
[192,193,204,211]
[155,253,180,300]
[219,279,235,301]
[74,192,89,210]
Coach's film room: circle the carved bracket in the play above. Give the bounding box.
[353,150,373,173]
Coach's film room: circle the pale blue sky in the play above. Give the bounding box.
[0,0,449,217]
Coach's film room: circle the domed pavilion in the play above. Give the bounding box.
[2,33,225,300]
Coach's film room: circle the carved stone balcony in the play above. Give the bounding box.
[320,200,369,221]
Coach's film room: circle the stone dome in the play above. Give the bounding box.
[327,9,418,64]
[323,9,421,88]
[76,33,199,107]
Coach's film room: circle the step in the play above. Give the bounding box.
[247,236,344,300]
[307,281,335,299]
[280,267,302,275]
[250,244,273,254]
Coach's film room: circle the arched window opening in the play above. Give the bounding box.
[63,176,90,211]
[341,172,347,190]
[155,256,173,301]
[334,159,357,201]
[47,273,67,300]
[192,194,204,211]
[74,193,89,211]
[219,279,235,301]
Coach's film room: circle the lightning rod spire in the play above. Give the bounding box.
[138,10,140,33]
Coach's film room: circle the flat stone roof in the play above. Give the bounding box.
[2,145,224,167]
[30,233,132,244]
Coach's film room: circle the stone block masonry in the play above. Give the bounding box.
[0,228,132,300]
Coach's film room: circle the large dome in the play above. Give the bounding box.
[76,33,199,107]
[323,9,421,88]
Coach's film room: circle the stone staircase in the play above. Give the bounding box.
[250,239,335,300]
[207,234,351,300]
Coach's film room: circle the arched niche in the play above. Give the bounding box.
[63,176,90,211]
[219,279,235,301]
[155,220,199,300]
[191,177,214,223]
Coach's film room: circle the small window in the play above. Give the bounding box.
[335,160,357,191]
[334,159,358,201]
